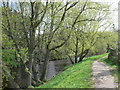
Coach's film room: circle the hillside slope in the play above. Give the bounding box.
[36,54,107,88]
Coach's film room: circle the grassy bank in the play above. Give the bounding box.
[36,53,107,88]
[101,58,118,68]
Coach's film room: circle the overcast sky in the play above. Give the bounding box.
[2,0,119,29]
[92,0,119,29]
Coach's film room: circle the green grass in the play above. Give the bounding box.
[36,53,107,88]
[101,58,117,68]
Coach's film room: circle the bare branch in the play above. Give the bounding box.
[50,34,70,51]
[71,0,88,28]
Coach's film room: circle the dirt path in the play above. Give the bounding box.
[92,56,117,88]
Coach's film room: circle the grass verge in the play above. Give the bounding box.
[36,53,107,88]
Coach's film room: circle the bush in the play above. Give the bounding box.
[108,48,118,64]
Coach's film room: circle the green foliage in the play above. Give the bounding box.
[2,1,118,88]
[2,48,28,67]
[36,54,107,88]
[2,49,20,67]
[2,72,9,88]
[53,1,113,60]
[90,31,118,55]
[101,58,117,68]
[51,50,67,60]
[43,79,48,82]
[36,81,44,86]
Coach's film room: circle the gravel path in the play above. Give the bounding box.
[92,57,117,88]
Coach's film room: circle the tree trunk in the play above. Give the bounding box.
[75,56,78,63]
[7,76,20,88]
[24,49,33,88]
[79,55,83,62]
[78,49,89,62]
[24,24,35,87]
[40,50,50,81]
[75,37,78,63]
[68,55,74,64]
[16,64,33,89]
[32,60,40,85]
[16,66,22,86]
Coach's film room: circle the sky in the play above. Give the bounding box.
[1,0,119,29]
[91,0,119,29]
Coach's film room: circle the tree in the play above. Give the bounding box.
[2,0,79,87]
[39,1,79,81]
[2,0,116,88]
[55,1,111,64]
[2,1,48,88]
